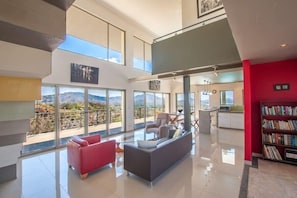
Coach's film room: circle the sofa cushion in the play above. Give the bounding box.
[72,136,89,147]
[137,140,158,149]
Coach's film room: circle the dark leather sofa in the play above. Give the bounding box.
[124,132,192,183]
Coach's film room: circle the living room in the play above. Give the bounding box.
[1,0,297,197]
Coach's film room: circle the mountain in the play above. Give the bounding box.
[41,92,121,105]
[134,94,163,106]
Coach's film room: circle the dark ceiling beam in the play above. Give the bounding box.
[157,62,242,79]
[43,0,75,10]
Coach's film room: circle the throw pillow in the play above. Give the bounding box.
[168,129,176,138]
[137,140,158,149]
[173,129,181,138]
[71,136,89,147]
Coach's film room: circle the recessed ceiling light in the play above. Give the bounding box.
[280,43,288,47]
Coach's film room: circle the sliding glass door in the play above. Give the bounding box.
[24,86,56,154]
[58,87,85,145]
[108,90,125,135]
[134,91,170,129]
[23,85,125,154]
[134,91,145,129]
[88,89,107,136]
[145,92,155,124]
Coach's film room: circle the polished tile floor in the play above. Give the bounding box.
[0,127,245,198]
[248,158,297,198]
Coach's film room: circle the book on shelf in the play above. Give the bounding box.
[264,133,297,147]
[262,119,297,131]
[261,105,297,116]
[263,145,282,160]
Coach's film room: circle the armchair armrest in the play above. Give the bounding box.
[146,123,158,129]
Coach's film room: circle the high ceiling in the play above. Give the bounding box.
[97,0,297,84]
[99,0,182,37]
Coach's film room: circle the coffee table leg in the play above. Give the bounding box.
[116,142,124,153]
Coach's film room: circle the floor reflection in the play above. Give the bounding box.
[0,127,245,198]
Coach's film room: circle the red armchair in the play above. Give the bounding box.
[67,134,116,179]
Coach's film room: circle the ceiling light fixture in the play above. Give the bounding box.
[172,72,177,80]
[202,80,212,95]
[280,43,288,48]
[213,65,219,77]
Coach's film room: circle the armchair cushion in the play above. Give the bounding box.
[82,134,101,144]
[71,136,88,147]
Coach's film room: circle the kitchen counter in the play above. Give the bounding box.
[218,111,244,130]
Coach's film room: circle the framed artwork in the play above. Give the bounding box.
[149,80,161,91]
[70,63,99,84]
[197,0,224,18]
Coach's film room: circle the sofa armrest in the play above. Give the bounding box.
[146,123,158,129]
[124,144,152,181]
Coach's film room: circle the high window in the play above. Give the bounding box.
[59,6,125,64]
[133,37,152,72]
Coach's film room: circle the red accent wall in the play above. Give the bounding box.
[249,59,297,155]
[243,60,252,162]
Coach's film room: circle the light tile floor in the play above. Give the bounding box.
[248,159,297,198]
[0,127,245,198]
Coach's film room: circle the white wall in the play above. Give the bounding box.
[182,0,226,28]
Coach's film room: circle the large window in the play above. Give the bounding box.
[88,89,107,136]
[133,36,152,72]
[220,90,234,106]
[134,91,145,129]
[176,93,195,113]
[145,92,155,123]
[59,6,125,64]
[59,87,85,145]
[108,90,125,134]
[200,92,210,109]
[24,86,56,153]
[134,91,170,129]
[24,85,125,155]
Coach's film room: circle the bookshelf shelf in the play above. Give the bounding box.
[262,129,297,134]
[261,101,297,165]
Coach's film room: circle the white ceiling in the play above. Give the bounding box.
[223,0,297,64]
[99,0,182,37]
[96,0,297,84]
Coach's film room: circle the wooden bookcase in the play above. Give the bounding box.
[261,101,297,165]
